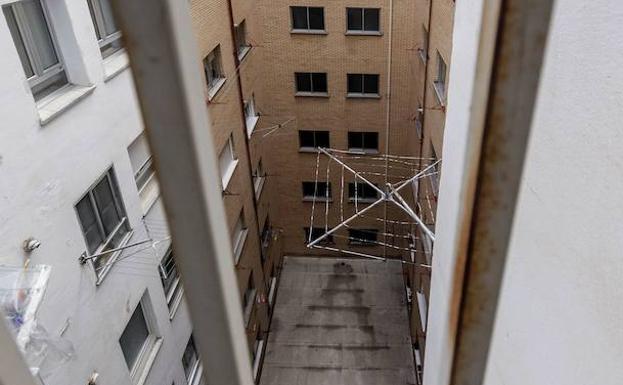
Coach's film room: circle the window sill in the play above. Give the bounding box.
[290,29,328,35]
[347,148,379,155]
[252,338,265,380]
[104,50,130,81]
[208,77,227,101]
[302,197,332,203]
[246,115,260,137]
[134,337,163,385]
[268,277,277,306]
[238,46,251,62]
[295,92,329,98]
[254,176,265,199]
[345,30,382,36]
[299,147,322,153]
[432,81,447,107]
[37,84,96,125]
[233,229,249,265]
[346,93,381,99]
[168,288,184,320]
[221,159,239,191]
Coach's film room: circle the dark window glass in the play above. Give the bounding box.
[304,227,334,244]
[347,8,362,31]
[308,7,324,30]
[299,130,330,148]
[347,74,363,93]
[302,182,331,198]
[348,183,379,200]
[3,6,34,77]
[159,249,179,297]
[365,132,379,150]
[363,74,379,94]
[315,131,330,147]
[76,195,104,254]
[291,6,307,29]
[363,9,380,31]
[311,72,327,93]
[348,132,364,149]
[348,229,378,245]
[348,132,379,150]
[93,176,122,235]
[119,303,149,370]
[182,336,199,380]
[295,72,312,92]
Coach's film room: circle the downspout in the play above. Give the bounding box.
[383,0,394,259]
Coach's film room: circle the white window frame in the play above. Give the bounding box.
[203,45,226,100]
[234,20,250,61]
[418,25,428,63]
[119,293,163,385]
[129,133,160,214]
[182,335,203,385]
[219,134,239,190]
[158,248,184,319]
[231,211,248,265]
[87,0,123,58]
[244,95,259,136]
[253,159,265,198]
[433,51,447,105]
[242,275,256,326]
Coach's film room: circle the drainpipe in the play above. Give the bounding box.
[383,0,394,259]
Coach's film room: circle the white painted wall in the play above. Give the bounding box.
[426,1,623,384]
[0,1,193,384]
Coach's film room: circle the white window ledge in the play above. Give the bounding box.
[238,46,251,62]
[233,228,249,265]
[208,78,227,101]
[347,148,379,155]
[432,81,447,107]
[299,147,321,153]
[168,288,184,320]
[243,289,257,326]
[254,176,265,199]
[246,115,259,137]
[345,30,382,36]
[37,84,96,125]
[134,337,163,385]
[104,50,130,81]
[139,176,160,215]
[290,29,328,35]
[252,339,265,380]
[221,159,239,190]
[346,93,381,99]
[303,197,332,202]
[295,91,329,98]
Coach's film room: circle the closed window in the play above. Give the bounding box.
[242,275,256,324]
[182,335,201,383]
[3,0,68,100]
[304,227,334,244]
[348,132,379,153]
[234,20,250,59]
[87,0,123,58]
[299,130,330,149]
[119,294,160,378]
[76,168,130,277]
[295,72,327,94]
[253,158,265,197]
[219,134,238,189]
[346,8,380,32]
[203,45,225,95]
[159,248,183,316]
[244,94,259,135]
[231,211,248,264]
[261,216,271,259]
[348,229,378,245]
[347,74,379,96]
[290,6,324,31]
[419,25,428,62]
[348,182,380,202]
[429,146,440,195]
[433,51,447,103]
[128,132,159,213]
[302,181,331,200]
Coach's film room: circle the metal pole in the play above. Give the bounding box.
[319,148,386,197]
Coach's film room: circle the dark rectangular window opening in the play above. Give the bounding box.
[291,6,324,30]
[348,229,379,246]
[348,182,380,201]
[299,130,330,149]
[295,72,328,94]
[347,74,379,95]
[348,132,379,152]
[347,8,380,32]
[304,227,334,244]
[302,181,331,200]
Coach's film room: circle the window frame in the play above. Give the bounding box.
[203,45,226,99]
[348,228,379,246]
[219,134,239,190]
[348,182,380,203]
[290,6,325,33]
[302,181,332,202]
[75,167,132,284]
[244,94,259,136]
[231,210,248,265]
[433,51,448,105]
[158,247,184,319]
[346,7,381,34]
[346,73,380,98]
[347,132,379,153]
[87,0,123,58]
[3,0,68,101]
[298,130,330,151]
[294,72,328,96]
[234,20,250,61]
[419,25,428,63]
[182,335,202,385]
[304,227,334,245]
[253,158,266,198]
[242,274,256,325]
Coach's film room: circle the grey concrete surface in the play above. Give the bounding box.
[260,257,416,385]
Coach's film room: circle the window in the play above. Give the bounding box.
[290,6,324,31]
[3,0,68,100]
[251,334,265,380]
[299,130,330,150]
[433,51,447,103]
[429,146,440,195]
[260,216,271,260]
[346,8,380,33]
[219,134,238,189]
[419,25,428,62]
[242,275,256,324]
[348,229,378,246]
[295,72,328,95]
[159,248,183,317]
[348,182,380,202]
[128,132,159,213]
[76,168,130,279]
[253,159,265,198]
[302,181,331,201]
[415,103,424,139]
[203,45,225,98]
[304,227,334,244]
[347,74,380,96]
[119,294,161,379]
[244,94,259,135]
[348,132,379,153]
[87,0,123,58]
[234,20,250,60]
[182,335,201,383]
[231,211,248,264]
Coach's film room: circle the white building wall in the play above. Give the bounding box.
[0,1,193,384]
[426,1,623,384]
